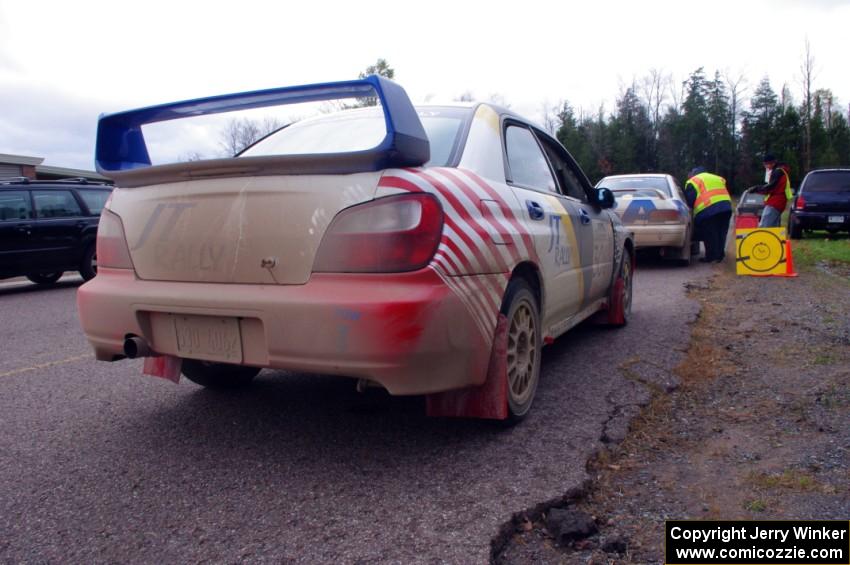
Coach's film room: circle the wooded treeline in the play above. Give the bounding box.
[552,64,850,192]
[218,56,849,194]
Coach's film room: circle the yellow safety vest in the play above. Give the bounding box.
[764,168,793,203]
[686,173,732,217]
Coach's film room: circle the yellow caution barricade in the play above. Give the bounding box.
[735,227,798,277]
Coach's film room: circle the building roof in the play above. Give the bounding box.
[0,153,44,166]
[35,164,109,181]
[0,153,108,182]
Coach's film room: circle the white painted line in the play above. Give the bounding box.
[0,353,92,378]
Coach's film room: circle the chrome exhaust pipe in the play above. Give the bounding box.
[123,336,152,359]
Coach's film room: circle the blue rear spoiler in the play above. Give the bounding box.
[95,75,429,174]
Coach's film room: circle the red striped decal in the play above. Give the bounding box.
[454,169,539,263]
[432,169,522,265]
[377,168,537,344]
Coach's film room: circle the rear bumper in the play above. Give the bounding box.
[791,210,850,230]
[627,224,687,248]
[77,267,498,395]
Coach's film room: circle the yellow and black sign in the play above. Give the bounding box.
[736,227,790,276]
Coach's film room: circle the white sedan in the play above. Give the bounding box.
[596,173,696,264]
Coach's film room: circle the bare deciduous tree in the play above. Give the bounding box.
[723,70,747,139]
[540,100,560,135]
[780,83,794,109]
[668,74,684,113]
[799,38,817,170]
[220,117,287,156]
[179,151,204,162]
[639,68,670,131]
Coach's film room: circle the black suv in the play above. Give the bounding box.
[0,178,112,284]
[788,168,850,239]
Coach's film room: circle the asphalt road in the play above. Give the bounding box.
[0,259,711,564]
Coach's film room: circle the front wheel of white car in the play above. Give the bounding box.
[501,278,542,421]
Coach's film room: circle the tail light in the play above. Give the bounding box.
[794,194,806,210]
[97,208,134,270]
[313,193,444,273]
[648,209,682,223]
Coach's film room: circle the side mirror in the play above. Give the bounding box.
[595,187,615,209]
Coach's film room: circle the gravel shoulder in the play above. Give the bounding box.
[495,255,850,564]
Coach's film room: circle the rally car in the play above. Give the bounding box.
[77,76,634,420]
[596,173,695,264]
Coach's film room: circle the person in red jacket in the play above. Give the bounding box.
[753,154,792,227]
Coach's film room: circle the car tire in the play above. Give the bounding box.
[180,359,261,389]
[79,243,97,281]
[788,215,803,240]
[26,272,63,285]
[500,278,542,422]
[673,225,694,266]
[607,247,634,327]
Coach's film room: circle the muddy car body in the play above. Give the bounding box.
[77,76,634,419]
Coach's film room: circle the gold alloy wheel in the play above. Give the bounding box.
[507,298,537,406]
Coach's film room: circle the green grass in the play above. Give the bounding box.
[747,470,821,492]
[791,236,850,268]
[744,499,767,512]
[813,353,836,365]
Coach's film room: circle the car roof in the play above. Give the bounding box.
[291,101,548,135]
[601,173,670,179]
[0,178,113,189]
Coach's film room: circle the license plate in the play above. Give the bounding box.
[174,315,242,363]
[828,215,844,223]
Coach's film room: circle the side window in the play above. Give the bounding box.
[0,191,33,221]
[505,125,557,192]
[537,133,588,202]
[77,189,111,216]
[32,190,83,219]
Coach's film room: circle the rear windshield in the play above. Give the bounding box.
[803,171,850,192]
[240,106,470,167]
[77,189,111,216]
[599,176,671,196]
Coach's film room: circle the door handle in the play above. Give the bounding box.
[579,208,591,225]
[16,224,32,235]
[526,200,545,221]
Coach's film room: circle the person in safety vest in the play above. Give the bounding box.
[752,153,793,228]
[684,166,733,263]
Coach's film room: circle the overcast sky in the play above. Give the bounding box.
[1,0,848,170]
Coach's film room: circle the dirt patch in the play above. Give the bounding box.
[494,261,850,564]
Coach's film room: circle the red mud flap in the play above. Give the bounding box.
[606,277,626,325]
[425,314,508,420]
[142,355,182,384]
